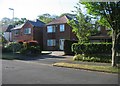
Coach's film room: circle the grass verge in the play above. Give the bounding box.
[53,62,120,73]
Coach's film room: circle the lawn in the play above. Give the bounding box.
[53,62,120,73]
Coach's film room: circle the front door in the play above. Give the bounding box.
[59,39,65,50]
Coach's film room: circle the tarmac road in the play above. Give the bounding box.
[2,60,118,84]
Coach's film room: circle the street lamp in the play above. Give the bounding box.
[9,8,14,24]
[9,8,14,54]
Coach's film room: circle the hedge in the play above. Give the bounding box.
[72,42,113,55]
[64,40,78,55]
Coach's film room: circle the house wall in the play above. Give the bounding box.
[33,27,43,50]
[12,29,21,42]
[4,32,12,42]
[20,22,34,42]
[43,23,77,50]
[12,21,44,49]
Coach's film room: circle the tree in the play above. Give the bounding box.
[38,13,58,23]
[60,13,76,19]
[68,3,92,43]
[0,17,11,25]
[81,1,120,67]
[14,18,27,25]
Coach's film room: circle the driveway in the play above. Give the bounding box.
[15,51,73,65]
[2,60,118,84]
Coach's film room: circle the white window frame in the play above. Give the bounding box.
[60,24,65,32]
[47,26,56,33]
[47,39,56,46]
[24,28,31,34]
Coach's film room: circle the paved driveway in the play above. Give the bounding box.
[2,60,118,84]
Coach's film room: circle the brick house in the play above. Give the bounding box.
[89,26,112,42]
[43,15,77,50]
[11,19,45,49]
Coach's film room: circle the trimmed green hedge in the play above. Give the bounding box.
[72,43,112,54]
[64,40,78,55]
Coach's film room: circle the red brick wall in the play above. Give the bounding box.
[43,23,77,50]
[12,29,21,42]
[20,22,33,41]
[33,27,43,49]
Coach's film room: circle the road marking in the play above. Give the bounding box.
[14,60,52,66]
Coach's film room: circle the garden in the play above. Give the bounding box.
[2,40,42,60]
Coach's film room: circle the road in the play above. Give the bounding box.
[2,60,118,84]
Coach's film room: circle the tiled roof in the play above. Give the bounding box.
[28,19,45,27]
[47,15,78,25]
[11,24,24,30]
[47,15,73,25]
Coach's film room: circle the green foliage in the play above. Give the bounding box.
[20,41,41,56]
[72,42,112,55]
[38,13,58,23]
[20,46,41,55]
[60,13,76,18]
[73,54,112,63]
[3,42,22,53]
[81,1,120,66]
[1,36,8,46]
[64,40,78,55]
[68,3,93,43]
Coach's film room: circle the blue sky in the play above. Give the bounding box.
[0,0,79,20]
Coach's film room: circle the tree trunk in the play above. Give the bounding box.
[112,29,117,67]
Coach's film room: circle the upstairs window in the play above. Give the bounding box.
[60,24,65,32]
[14,30,20,36]
[47,26,56,33]
[24,28,31,34]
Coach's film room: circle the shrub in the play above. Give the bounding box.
[73,54,112,63]
[20,41,41,56]
[20,46,41,56]
[64,40,78,55]
[4,42,22,53]
[73,54,83,60]
[72,42,112,55]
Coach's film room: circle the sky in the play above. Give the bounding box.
[0,0,80,20]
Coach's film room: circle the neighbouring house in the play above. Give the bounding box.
[89,26,112,42]
[11,19,45,49]
[43,15,77,50]
[11,24,24,42]
[4,25,14,42]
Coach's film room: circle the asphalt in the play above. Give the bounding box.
[2,60,118,84]
[15,51,112,66]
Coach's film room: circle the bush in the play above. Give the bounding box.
[64,40,78,55]
[20,41,41,56]
[73,54,112,63]
[72,42,112,55]
[3,42,22,53]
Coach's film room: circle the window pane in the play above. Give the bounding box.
[60,24,65,32]
[24,28,31,34]
[47,26,56,33]
[47,39,56,46]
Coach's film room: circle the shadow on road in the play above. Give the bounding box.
[2,51,68,61]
